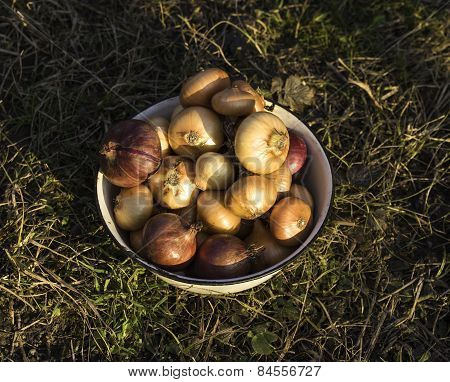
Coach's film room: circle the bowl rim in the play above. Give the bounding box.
[96,98,334,286]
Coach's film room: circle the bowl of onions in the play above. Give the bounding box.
[96,68,333,295]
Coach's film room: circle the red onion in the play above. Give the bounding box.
[194,234,258,279]
[142,213,199,270]
[286,130,307,174]
[99,120,161,188]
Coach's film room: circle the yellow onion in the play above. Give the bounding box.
[168,106,224,158]
[180,68,230,107]
[264,162,292,192]
[245,219,291,272]
[232,80,265,112]
[225,175,278,219]
[171,104,184,120]
[114,185,153,231]
[129,228,144,253]
[99,120,161,187]
[197,191,241,234]
[194,152,234,190]
[211,87,262,117]
[148,156,198,209]
[270,196,313,246]
[147,116,171,157]
[289,184,314,210]
[193,234,257,279]
[235,112,289,174]
[142,213,199,270]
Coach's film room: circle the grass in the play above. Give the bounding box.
[0,0,448,361]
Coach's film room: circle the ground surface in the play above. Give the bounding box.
[0,0,448,361]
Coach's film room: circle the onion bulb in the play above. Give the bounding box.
[168,106,224,158]
[180,68,230,107]
[114,185,153,231]
[270,197,313,246]
[197,191,241,234]
[289,184,314,210]
[211,87,262,117]
[232,80,265,112]
[225,175,278,219]
[286,130,307,174]
[148,156,198,209]
[99,120,161,187]
[171,104,184,120]
[142,213,199,270]
[235,112,289,174]
[264,162,292,192]
[194,234,257,279]
[194,152,234,190]
[245,219,291,271]
[129,228,144,253]
[147,116,171,157]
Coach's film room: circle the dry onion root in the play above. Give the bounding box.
[194,152,234,191]
[235,112,289,175]
[225,175,278,220]
[168,106,224,159]
[114,185,153,231]
[270,196,313,246]
[142,213,200,270]
[197,191,241,235]
[148,156,198,209]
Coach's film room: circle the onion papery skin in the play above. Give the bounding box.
[113,185,153,231]
[99,120,162,188]
[286,130,307,174]
[269,197,313,247]
[194,152,234,191]
[245,219,291,272]
[142,213,198,270]
[168,106,224,159]
[264,162,292,192]
[225,175,278,219]
[147,116,171,157]
[180,68,230,107]
[232,80,265,112]
[197,191,241,235]
[235,112,289,175]
[194,234,251,279]
[211,88,260,117]
[148,156,198,209]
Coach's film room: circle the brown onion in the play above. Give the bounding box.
[148,156,198,209]
[168,106,224,158]
[142,213,199,270]
[264,162,292,192]
[270,197,313,246]
[245,219,291,272]
[99,120,161,187]
[147,116,171,157]
[197,191,241,234]
[225,175,278,219]
[235,112,289,174]
[211,87,261,117]
[194,152,234,190]
[173,202,197,225]
[180,68,230,107]
[286,130,307,174]
[114,185,153,231]
[129,228,144,253]
[289,184,314,210]
[232,80,265,112]
[194,234,257,279]
[196,231,210,248]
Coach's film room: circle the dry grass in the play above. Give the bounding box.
[0,0,448,361]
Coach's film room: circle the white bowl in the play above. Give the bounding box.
[96,97,333,295]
